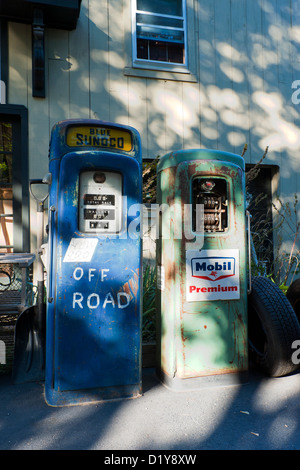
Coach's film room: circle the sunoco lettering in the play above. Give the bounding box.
[75,133,124,148]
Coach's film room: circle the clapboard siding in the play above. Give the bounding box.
[6,0,300,254]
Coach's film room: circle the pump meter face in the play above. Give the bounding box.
[192,177,228,232]
[79,170,122,233]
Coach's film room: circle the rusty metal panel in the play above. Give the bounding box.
[157,149,248,389]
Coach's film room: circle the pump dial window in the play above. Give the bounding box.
[79,171,122,233]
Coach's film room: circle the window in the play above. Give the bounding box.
[132,0,187,70]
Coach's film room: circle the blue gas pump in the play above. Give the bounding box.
[45,119,142,406]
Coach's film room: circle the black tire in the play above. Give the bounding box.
[248,276,300,377]
[286,279,300,323]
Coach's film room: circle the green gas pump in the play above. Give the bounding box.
[156,149,248,389]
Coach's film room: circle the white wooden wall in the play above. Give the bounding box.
[7,0,300,264]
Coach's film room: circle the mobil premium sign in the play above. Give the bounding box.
[186,249,240,301]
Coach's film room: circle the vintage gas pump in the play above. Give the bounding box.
[45,119,142,406]
[156,149,248,389]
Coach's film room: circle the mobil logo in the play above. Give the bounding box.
[191,256,236,281]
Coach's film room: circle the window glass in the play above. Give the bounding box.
[133,0,186,67]
[137,0,182,16]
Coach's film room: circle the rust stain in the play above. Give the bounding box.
[117,268,140,304]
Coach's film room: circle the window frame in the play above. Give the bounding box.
[131,0,188,73]
[0,105,29,253]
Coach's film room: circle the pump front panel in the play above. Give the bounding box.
[45,121,142,406]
